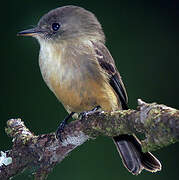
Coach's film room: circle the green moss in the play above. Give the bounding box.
[92,126,101,131]
[142,141,160,152]
[21,136,31,144]
[5,127,13,136]
[106,127,111,132]
[143,108,161,128]
[141,120,178,152]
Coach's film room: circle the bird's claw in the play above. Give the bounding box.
[79,111,89,119]
[56,119,67,142]
[79,106,101,119]
[56,112,75,142]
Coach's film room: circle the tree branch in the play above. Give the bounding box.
[0,99,179,179]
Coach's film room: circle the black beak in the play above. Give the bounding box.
[17,28,41,37]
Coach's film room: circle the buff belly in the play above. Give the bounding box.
[39,40,119,113]
[48,69,119,113]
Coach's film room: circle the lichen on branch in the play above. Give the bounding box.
[0,99,179,180]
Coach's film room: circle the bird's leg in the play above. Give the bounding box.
[79,106,101,119]
[56,112,75,142]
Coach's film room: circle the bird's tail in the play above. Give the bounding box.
[113,135,161,175]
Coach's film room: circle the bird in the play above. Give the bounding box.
[17,5,161,175]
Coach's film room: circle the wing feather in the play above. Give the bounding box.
[92,41,128,110]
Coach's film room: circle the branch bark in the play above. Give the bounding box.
[0,99,179,180]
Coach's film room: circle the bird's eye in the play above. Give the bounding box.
[52,23,61,31]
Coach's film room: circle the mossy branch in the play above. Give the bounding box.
[0,99,178,179]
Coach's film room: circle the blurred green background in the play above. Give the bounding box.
[1,0,179,179]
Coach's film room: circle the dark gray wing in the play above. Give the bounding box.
[92,42,128,110]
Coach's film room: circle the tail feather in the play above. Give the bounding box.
[113,135,161,175]
[141,152,161,172]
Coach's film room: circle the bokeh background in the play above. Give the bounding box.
[1,0,179,179]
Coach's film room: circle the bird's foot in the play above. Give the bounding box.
[56,119,67,142]
[56,112,75,142]
[79,106,101,119]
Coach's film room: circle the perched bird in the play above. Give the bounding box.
[18,5,161,174]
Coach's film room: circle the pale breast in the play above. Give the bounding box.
[38,39,119,113]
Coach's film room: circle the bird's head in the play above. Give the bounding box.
[17,5,105,44]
